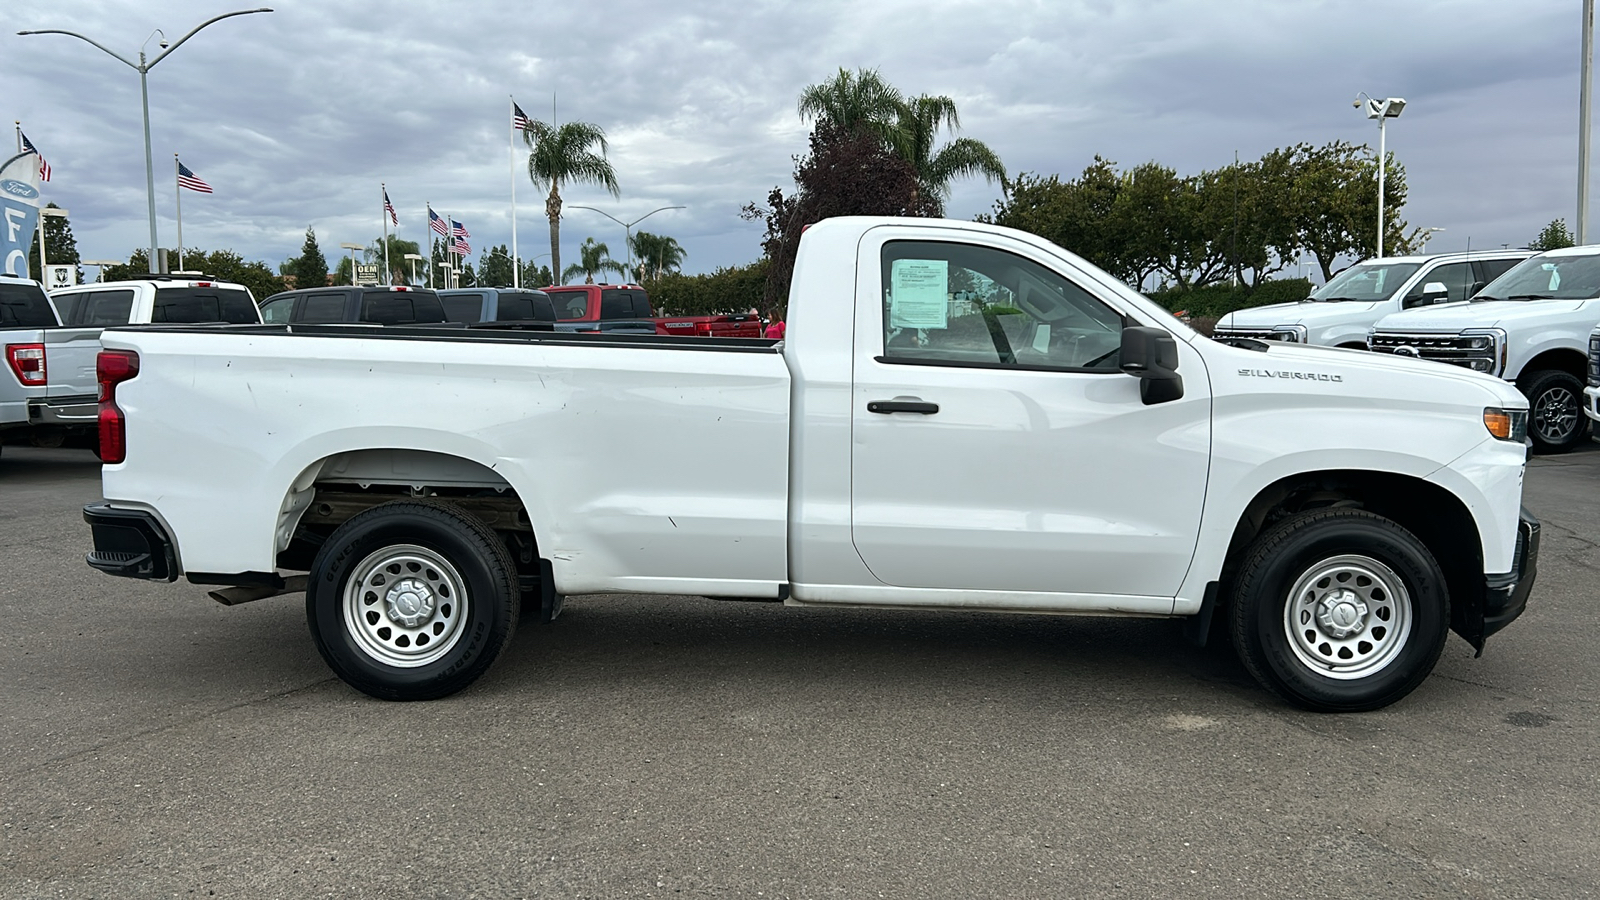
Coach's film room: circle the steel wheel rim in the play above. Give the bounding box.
[342,543,469,668]
[1282,554,1412,680]
[1533,386,1579,444]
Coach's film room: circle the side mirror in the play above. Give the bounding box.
[1421,281,1449,305]
[1120,326,1184,405]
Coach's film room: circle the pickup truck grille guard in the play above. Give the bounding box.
[1368,330,1504,376]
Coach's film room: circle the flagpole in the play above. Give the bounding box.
[174,155,184,271]
[381,182,390,286]
[426,202,434,289]
[510,95,520,289]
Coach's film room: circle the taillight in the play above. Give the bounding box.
[695,321,712,336]
[97,350,140,464]
[5,343,46,385]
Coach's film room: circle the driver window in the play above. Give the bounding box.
[879,241,1124,370]
[1402,262,1472,307]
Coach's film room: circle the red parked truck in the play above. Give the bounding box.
[542,284,764,337]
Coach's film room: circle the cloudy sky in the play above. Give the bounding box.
[1,0,1585,281]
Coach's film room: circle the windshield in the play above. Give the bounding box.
[1309,262,1422,301]
[1473,254,1600,301]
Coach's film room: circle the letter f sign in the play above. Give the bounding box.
[4,206,24,242]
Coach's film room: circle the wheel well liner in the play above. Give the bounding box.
[1519,348,1586,382]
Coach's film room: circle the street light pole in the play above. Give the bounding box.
[19,8,274,273]
[1582,0,1595,244]
[1355,94,1406,259]
[567,205,684,278]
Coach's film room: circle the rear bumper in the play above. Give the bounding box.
[30,394,99,424]
[83,502,178,582]
[1480,508,1540,643]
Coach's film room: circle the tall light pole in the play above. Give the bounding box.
[340,242,364,286]
[567,205,684,279]
[403,252,424,286]
[1418,227,1446,252]
[19,8,274,274]
[1354,93,1406,259]
[1582,0,1595,244]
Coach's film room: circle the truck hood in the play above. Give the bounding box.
[1214,338,1527,407]
[1372,298,1591,332]
[1217,300,1382,329]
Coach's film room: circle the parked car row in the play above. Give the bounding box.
[1218,245,1600,453]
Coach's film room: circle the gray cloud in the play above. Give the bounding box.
[4,0,1586,281]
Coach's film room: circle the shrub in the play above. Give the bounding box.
[1146,277,1313,319]
[649,260,771,317]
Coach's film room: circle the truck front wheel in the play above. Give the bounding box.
[1521,369,1587,454]
[1229,509,1449,712]
[306,500,520,701]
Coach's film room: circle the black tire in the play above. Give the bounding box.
[306,500,520,701]
[1520,369,1587,454]
[1229,509,1449,712]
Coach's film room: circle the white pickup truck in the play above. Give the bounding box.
[1212,249,1532,348]
[82,217,1540,712]
[1369,246,1600,454]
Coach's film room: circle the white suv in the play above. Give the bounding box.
[1213,250,1532,348]
[1370,246,1600,453]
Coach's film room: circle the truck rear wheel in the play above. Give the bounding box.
[306,500,520,701]
[1521,369,1586,454]
[1229,509,1449,712]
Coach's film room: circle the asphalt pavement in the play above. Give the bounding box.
[0,443,1595,899]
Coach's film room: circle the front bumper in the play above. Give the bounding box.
[1468,507,1539,653]
[1584,385,1600,427]
[83,502,178,582]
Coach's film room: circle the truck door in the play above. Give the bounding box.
[848,230,1212,599]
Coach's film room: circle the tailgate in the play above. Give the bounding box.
[44,327,104,401]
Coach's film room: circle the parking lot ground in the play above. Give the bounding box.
[1,444,1596,899]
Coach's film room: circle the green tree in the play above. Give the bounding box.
[523,118,621,284]
[367,234,422,284]
[797,67,904,145]
[478,244,515,287]
[289,227,329,290]
[26,203,80,284]
[519,259,553,288]
[101,248,283,299]
[1530,218,1576,251]
[1288,141,1413,279]
[649,260,770,317]
[561,237,626,284]
[891,94,1007,215]
[629,231,686,282]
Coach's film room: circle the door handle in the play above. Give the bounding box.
[868,399,939,415]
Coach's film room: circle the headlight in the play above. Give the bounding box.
[1483,407,1528,443]
[1271,325,1308,343]
[1464,336,1491,350]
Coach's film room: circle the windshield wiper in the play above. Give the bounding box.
[1506,294,1556,301]
[1309,296,1365,302]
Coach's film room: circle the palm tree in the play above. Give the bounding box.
[561,237,627,285]
[629,231,686,282]
[797,67,903,144]
[523,119,621,282]
[892,94,1008,215]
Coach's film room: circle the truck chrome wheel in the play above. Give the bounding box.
[342,544,468,668]
[1282,554,1412,680]
[1532,385,1579,446]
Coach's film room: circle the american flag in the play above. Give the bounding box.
[384,189,397,225]
[454,236,471,257]
[451,219,470,238]
[20,131,50,182]
[428,208,449,237]
[177,161,213,193]
[512,101,531,131]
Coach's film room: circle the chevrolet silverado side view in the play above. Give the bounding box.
[81,217,1539,712]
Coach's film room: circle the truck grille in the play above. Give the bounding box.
[1368,331,1500,375]
[1589,332,1600,387]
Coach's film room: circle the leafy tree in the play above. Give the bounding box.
[523,118,620,283]
[368,234,422,284]
[478,244,516,287]
[630,231,686,282]
[744,119,932,307]
[561,237,626,284]
[333,255,353,286]
[892,94,1007,215]
[650,260,770,317]
[289,227,329,290]
[1288,141,1413,279]
[1530,218,1576,251]
[27,203,81,284]
[101,248,283,299]
[520,259,554,288]
[428,238,476,288]
[797,67,904,145]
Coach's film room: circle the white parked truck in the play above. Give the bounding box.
[82,217,1539,712]
[1369,245,1600,454]
[1213,250,1531,348]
